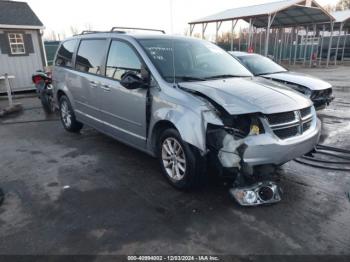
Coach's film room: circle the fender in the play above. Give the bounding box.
[53,76,76,111]
[148,103,223,154]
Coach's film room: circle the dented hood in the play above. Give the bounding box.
[180,77,312,115]
[262,71,332,91]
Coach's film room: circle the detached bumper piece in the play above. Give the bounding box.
[229,181,281,206]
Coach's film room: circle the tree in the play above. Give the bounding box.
[336,0,350,10]
[323,4,336,12]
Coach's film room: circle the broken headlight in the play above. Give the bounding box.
[206,115,264,171]
[230,182,281,206]
[223,114,264,138]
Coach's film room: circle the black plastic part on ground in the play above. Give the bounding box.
[295,144,350,171]
[0,188,4,206]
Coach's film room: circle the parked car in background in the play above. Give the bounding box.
[52,30,321,190]
[230,51,334,110]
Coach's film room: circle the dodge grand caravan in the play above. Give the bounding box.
[52,28,321,190]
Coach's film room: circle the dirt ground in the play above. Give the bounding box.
[0,66,349,257]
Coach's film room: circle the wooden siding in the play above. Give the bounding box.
[0,29,44,92]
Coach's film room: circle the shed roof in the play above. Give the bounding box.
[189,0,334,28]
[0,1,44,29]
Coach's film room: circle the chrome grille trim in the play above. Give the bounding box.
[265,107,313,140]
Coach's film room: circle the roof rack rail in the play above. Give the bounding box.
[80,30,103,35]
[74,30,125,36]
[111,27,166,34]
[73,30,101,36]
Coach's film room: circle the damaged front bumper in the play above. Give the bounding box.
[243,118,321,167]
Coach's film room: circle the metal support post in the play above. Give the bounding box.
[289,27,294,65]
[239,27,241,51]
[215,21,222,44]
[189,24,195,36]
[309,24,316,67]
[334,22,344,65]
[247,18,252,50]
[303,26,309,66]
[4,74,13,107]
[326,21,334,67]
[341,29,348,62]
[202,23,208,40]
[259,29,262,54]
[294,27,299,65]
[319,24,325,66]
[230,20,238,51]
[265,13,276,56]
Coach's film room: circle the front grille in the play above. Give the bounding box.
[303,121,312,132]
[265,107,313,140]
[274,126,299,139]
[266,111,295,125]
[300,107,311,118]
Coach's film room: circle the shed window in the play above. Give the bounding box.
[8,33,25,55]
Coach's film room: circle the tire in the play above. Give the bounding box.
[158,128,206,190]
[59,95,83,132]
[40,89,55,114]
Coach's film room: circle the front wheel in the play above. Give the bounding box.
[59,95,83,132]
[158,128,206,190]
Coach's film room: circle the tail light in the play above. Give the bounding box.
[32,75,43,84]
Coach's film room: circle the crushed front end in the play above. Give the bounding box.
[205,105,321,206]
[310,88,334,110]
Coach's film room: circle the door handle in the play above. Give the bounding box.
[90,81,99,88]
[101,84,111,91]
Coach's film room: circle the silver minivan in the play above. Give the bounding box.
[53,29,321,190]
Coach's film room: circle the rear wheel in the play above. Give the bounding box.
[59,95,83,132]
[158,128,206,190]
[40,88,55,114]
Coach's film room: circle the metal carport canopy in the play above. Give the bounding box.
[332,10,350,28]
[189,0,334,28]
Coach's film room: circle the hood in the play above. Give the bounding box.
[262,71,332,91]
[179,77,312,115]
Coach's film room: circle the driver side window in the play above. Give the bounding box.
[106,40,142,81]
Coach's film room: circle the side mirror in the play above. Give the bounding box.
[120,71,147,89]
[141,64,150,83]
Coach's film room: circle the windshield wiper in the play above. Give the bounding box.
[256,70,286,76]
[164,76,206,82]
[204,74,247,80]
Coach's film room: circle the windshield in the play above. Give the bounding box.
[237,55,287,76]
[138,38,252,82]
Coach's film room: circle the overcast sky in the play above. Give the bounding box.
[25,0,336,40]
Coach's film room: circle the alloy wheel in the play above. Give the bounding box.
[161,137,186,180]
[60,100,72,128]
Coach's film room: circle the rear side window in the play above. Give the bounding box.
[106,40,142,81]
[75,39,106,75]
[55,40,77,68]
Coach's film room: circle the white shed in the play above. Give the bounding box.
[0,0,46,92]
